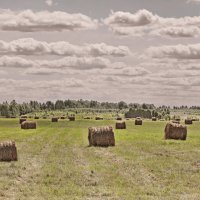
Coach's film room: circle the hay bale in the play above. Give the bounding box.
[19,118,26,124]
[0,141,17,161]
[135,119,142,125]
[34,116,39,119]
[51,117,58,122]
[21,121,36,129]
[84,117,91,120]
[115,121,126,129]
[152,117,157,121]
[95,117,103,120]
[68,116,75,121]
[164,122,187,140]
[185,119,193,125]
[88,126,115,147]
[116,117,122,120]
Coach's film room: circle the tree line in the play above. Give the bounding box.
[0,100,172,117]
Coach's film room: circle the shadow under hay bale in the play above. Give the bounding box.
[116,121,126,129]
[68,116,75,121]
[19,118,26,124]
[52,117,58,122]
[34,116,39,119]
[21,121,37,129]
[164,122,187,140]
[135,119,143,125]
[185,119,193,125]
[0,141,17,161]
[43,116,47,119]
[152,117,157,121]
[88,126,115,147]
[60,116,66,119]
[95,117,103,120]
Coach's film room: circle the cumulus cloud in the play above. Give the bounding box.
[0,38,130,57]
[0,56,126,71]
[187,0,200,3]
[104,9,200,38]
[147,43,200,59]
[0,9,98,32]
[45,0,54,6]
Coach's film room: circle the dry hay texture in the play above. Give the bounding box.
[135,119,143,125]
[95,117,103,120]
[116,121,126,129]
[21,121,37,129]
[164,122,187,140]
[88,126,115,147]
[152,117,157,121]
[185,119,193,125]
[68,116,75,121]
[19,118,26,124]
[0,141,17,161]
[51,117,58,122]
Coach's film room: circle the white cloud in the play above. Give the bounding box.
[45,0,53,6]
[0,9,98,32]
[0,38,130,57]
[187,0,200,3]
[147,43,200,59]
[0,56,125,71]
[104,9,200,38]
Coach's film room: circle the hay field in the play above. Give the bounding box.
[0,118,200,200]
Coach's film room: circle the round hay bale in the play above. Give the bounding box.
[185,119,193,125]
[0,141,17,161]
[115,121,126,129]
[51,117,58,122]
[116,117,122,120]
[88,126,115,147]
[164,122,187,140]
[68,116,75,121]
[84,117,91,120]
[19,118,26,124]
[21,121,37,129]
[152,117,157,121]
[95,117,103,120]
[135,119,142,125]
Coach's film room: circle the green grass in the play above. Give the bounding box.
[0,118,200,200]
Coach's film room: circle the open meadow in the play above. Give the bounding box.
[0,118,200,200]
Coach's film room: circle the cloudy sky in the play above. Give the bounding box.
[1,0,200,106]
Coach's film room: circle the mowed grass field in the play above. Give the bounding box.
[0,119,200,200]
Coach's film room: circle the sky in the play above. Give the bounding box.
[1,0,200,106]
